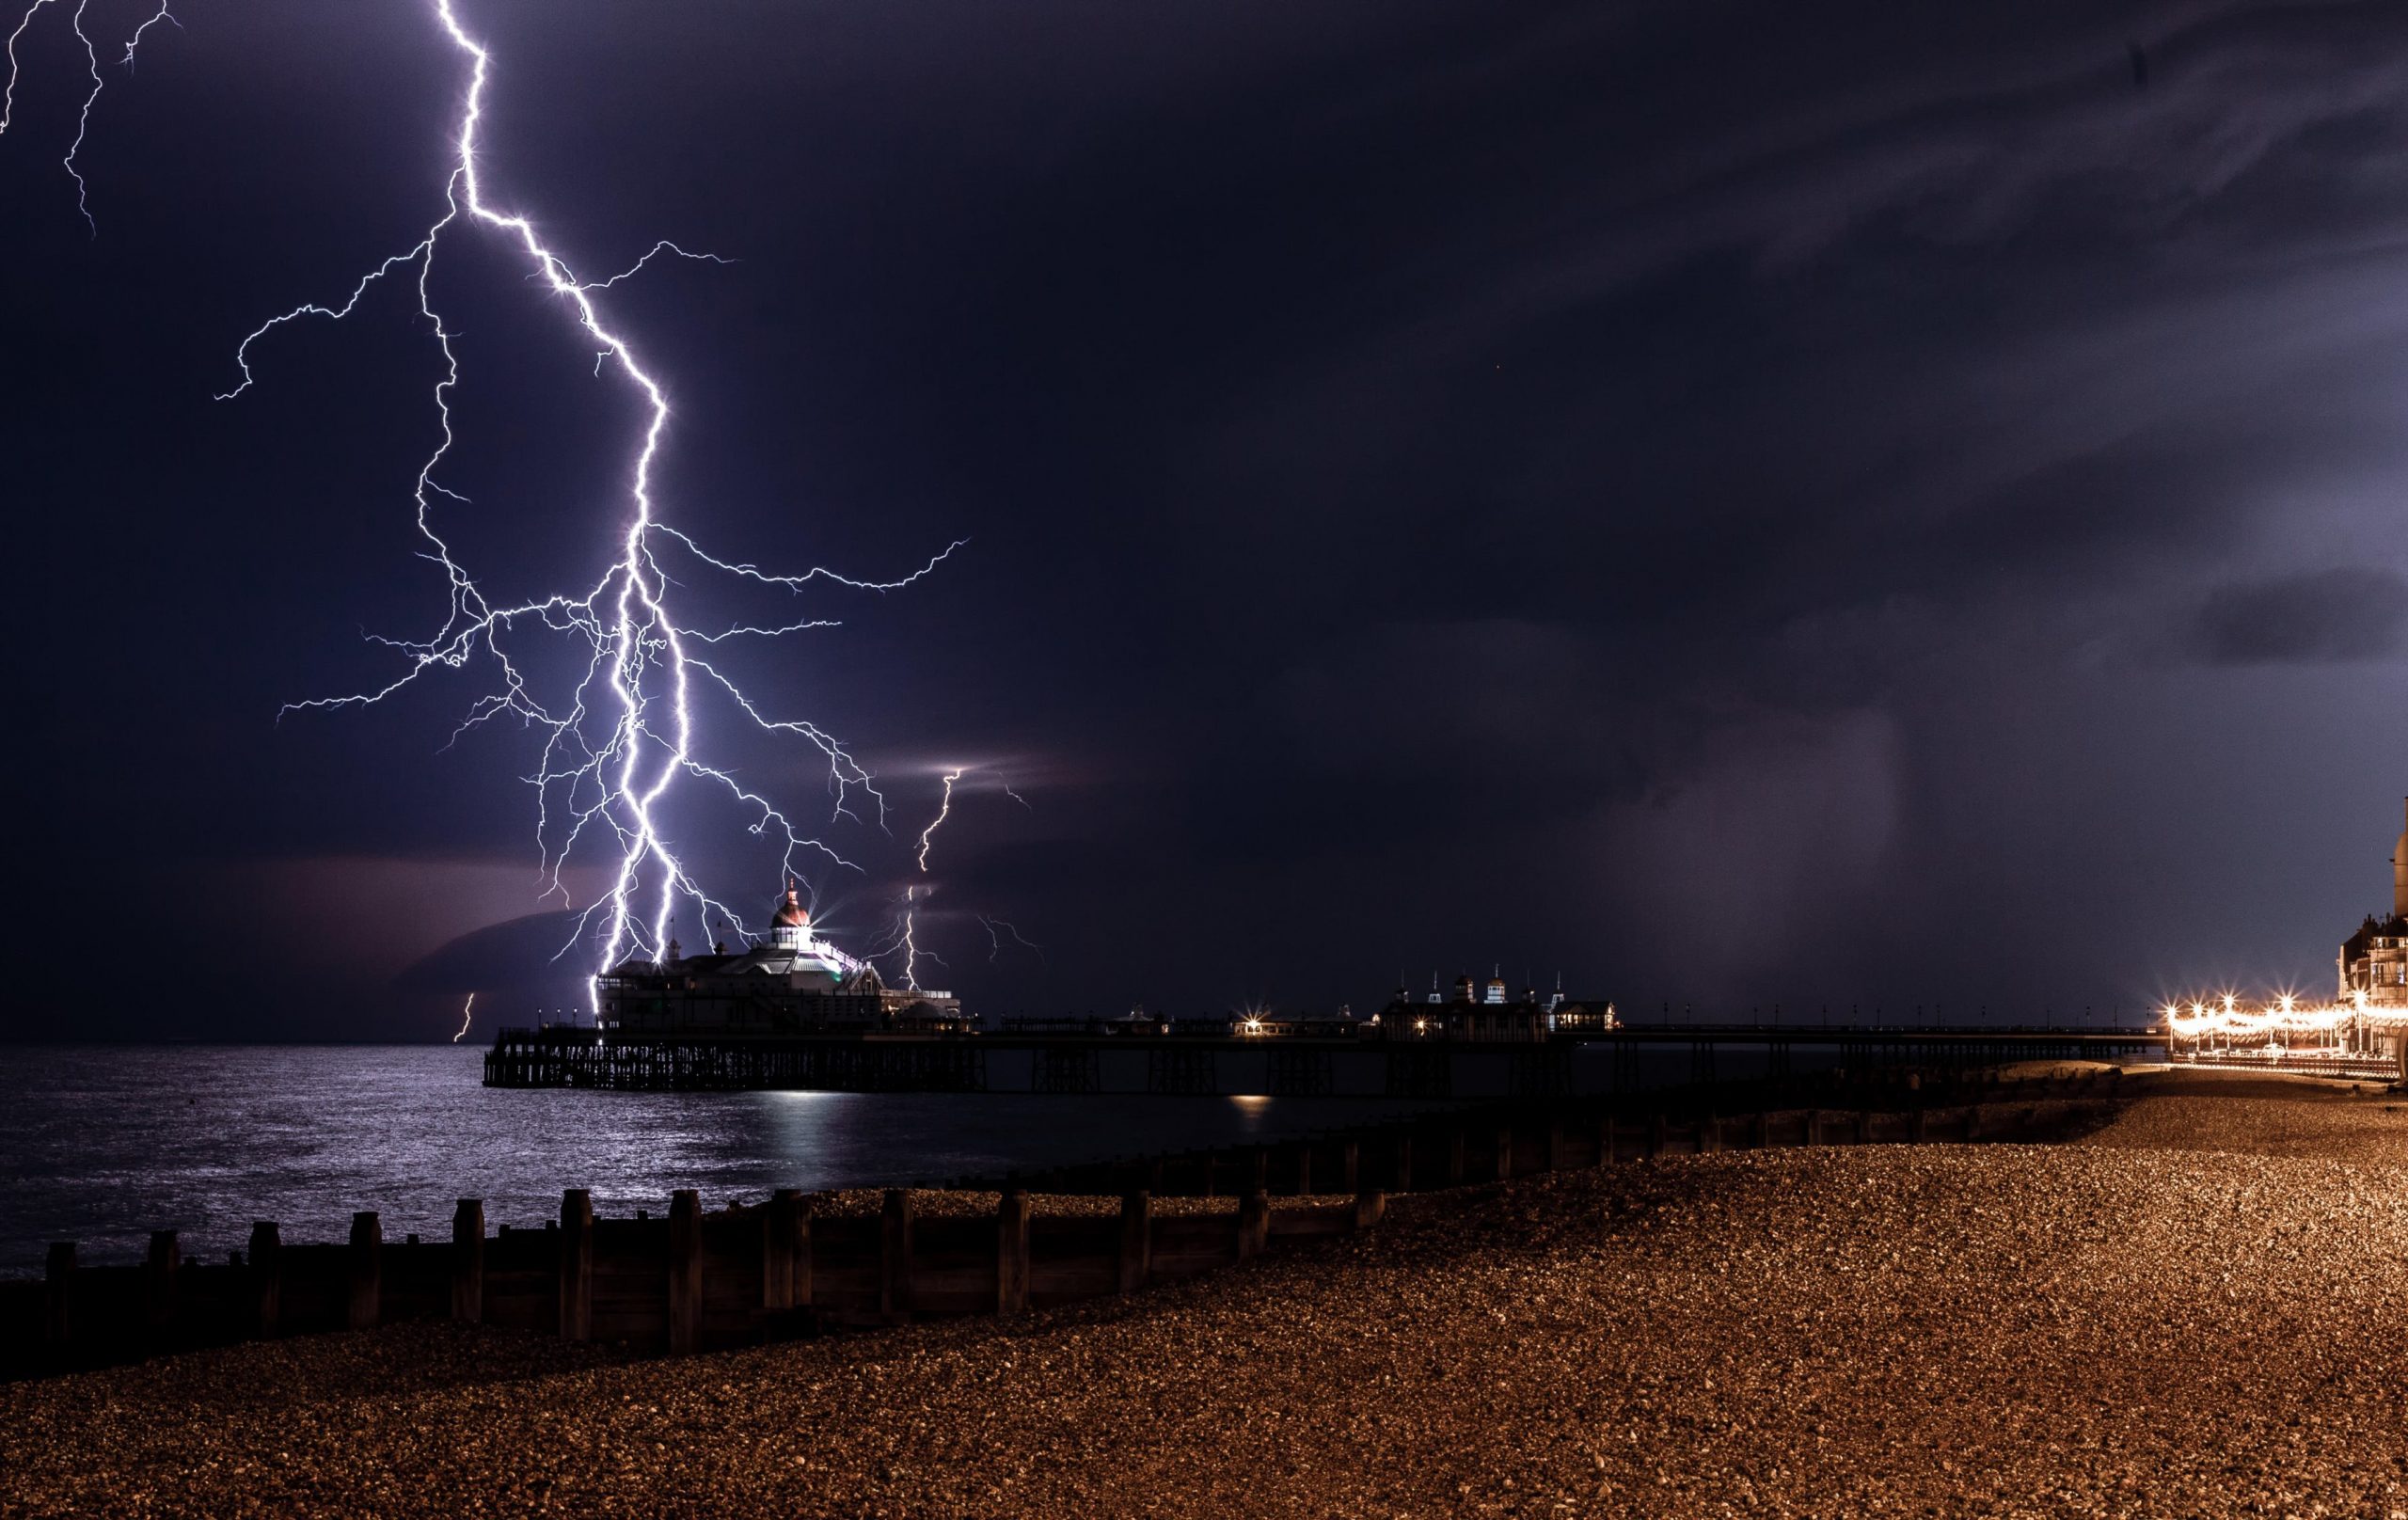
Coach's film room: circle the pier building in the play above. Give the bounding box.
[597,886,971,1035]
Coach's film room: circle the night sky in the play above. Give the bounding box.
[5,0,2403,1041]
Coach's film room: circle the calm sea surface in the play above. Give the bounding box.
[0,1045,1460,1275]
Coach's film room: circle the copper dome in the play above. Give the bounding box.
[772,885,809,927]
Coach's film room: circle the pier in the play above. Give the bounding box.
[483,1021,2177,1095]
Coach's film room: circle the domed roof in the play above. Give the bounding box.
[772,885,809,928]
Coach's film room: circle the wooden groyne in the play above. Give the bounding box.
[0,1069,2137,1378]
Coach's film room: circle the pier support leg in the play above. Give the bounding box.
[1647,1114,1667,1159]
[1594,1110,1615,1165]
[559,1190,593,1341]
[669,1190,704,1353]
[1339,1139,1359,1195]
[1354,1189,1386,1231]
[248,1221,281,1338]
[1543,1117,1564,1172]
[144,1230,179,1335]
[879,1189,915,1326]
[997,1189,1030,1315]
[346,1211,382,1332]
[1117,1190,1151,1295]
[1495,1123,1514,1181]
[450,1200,483,1323]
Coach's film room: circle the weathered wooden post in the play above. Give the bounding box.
[1236,1189,1269,1259]
[1696,1113,1718,1155]
[879,1188,913,1325]
[1646,1113,1667,1159]
[248,1220,282,1337]
[1854,1111,1871,1145]
[1801,1110,1821,1148]
[1494,1122,1514,1180]
[997,1188,1031,1315]
[1353,1188,1386,1230]
[1909,1107,1928,1144]
[1594,1109,1615,1165]
[668,1189,704,1353]
[559,1190,594,1341]
[42,1243,74,1350]
[1117,1189,1151,1295]
[763,1189,799,1314]
[1391,1133,1415,1192]
[144,1229,180,1334]
[450,1199,484,1323]
[346,1211,382,1332]
[1243,1147,1268,1195]
[1338,1138,1359,1195]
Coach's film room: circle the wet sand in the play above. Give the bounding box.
[3,1071,2402,1518]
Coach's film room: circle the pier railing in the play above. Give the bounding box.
[0,1069,2145,1377]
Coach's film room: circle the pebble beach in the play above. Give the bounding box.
[2,1069,2402,1519]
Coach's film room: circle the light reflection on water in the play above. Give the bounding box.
[0,1045,1455,1271]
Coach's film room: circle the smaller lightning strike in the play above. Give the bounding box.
[896,767,962,990]
[0,0,57,136]
[452,991,475,1044]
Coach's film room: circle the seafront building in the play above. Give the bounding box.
[2335,796,2408,1010]
[2167,797,2408,1074]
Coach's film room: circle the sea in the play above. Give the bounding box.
[0,1044,1479,1275]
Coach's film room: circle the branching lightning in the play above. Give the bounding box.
[452,991,475,1044]
[192,0,964,1012]
[2,0,179,231]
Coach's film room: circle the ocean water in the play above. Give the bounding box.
[0,1045,1458,1275]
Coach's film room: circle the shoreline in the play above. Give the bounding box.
[2,1069,2401,1517]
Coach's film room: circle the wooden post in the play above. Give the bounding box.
[1236,1189,1269,1259]
[1542,1116,1564,1172]
[450,1199,484,1322]
[1909,1107,1928,1144]
[144,1229,179,1334]
[764,1189,799,1313]
[1495,1122,1514,1181]
[345,1211,382,1332]
[1697,1113,1718,1155]
[669,1189,703,1354]
[879,1188,913,1325]
[1855,1111,1871,1145]
[1801,1110,1820,1148]
[42,1243,74,1350]
[1392,1133,1415,1192]
[248,1221,281,1338]
[1117,1189,1151,1295]
[1290,1142,1312,1196]
[1354,1189,1386,1230]
[1646,1113,1667,1158]
[1594,1111,1615,1165]
[1338,1138,1359,1195]
[1244,1147,1268,1195]
[559,1190,594,1340]
[1445,1126,1466,1185]
[997,1188,1031,1315]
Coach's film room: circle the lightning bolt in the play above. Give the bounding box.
[452,991,475,1044]
[895,767,963,991]
[2,0,180,231]
[202,1,963,1013]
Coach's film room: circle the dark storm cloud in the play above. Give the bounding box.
[6,0,2404,1037]
[2192,566,2408,664]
